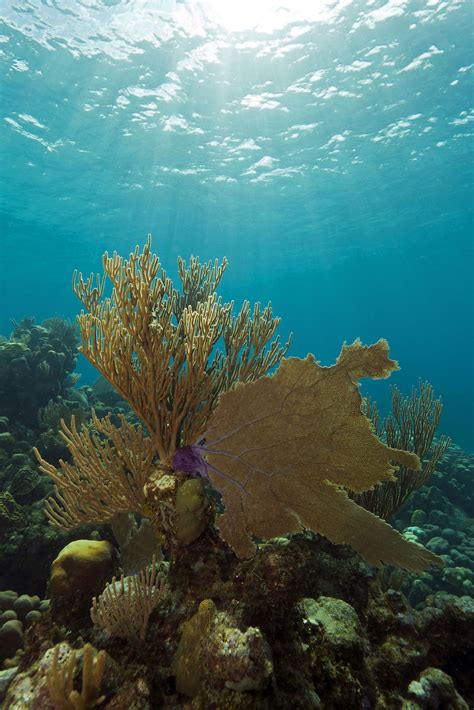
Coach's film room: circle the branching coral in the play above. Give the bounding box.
[46,642,106,710]
[71,236,289,463]
[35,238,288,541]
[35,412,153,528]
[354,381,450,519]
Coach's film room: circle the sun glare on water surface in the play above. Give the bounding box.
[200,0,334,32]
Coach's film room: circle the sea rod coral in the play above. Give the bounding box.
[35,238,441,572]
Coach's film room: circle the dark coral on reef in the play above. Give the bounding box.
[1,533,472,709]
[392,444,474,604]
[0,317,78,427]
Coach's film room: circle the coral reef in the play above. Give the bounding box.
[389,444,474,604]
[404,667,468,709]
[0,241,471,708]
[35,240,439,571]
[1,534,471,708]
[0,317,78,428]
[0,316,132,595]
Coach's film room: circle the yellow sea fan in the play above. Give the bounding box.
[202,340,442,572]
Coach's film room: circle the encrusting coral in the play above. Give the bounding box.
[35,238,441,571]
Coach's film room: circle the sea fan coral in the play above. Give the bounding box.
[199,342,442,571]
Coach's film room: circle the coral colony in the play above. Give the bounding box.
[1,239,472,708]
[35,238,439,570]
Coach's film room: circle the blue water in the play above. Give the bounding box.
[0,1,473,449]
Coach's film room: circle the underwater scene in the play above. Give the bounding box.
[0,0,473,707]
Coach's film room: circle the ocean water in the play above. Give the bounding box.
[0,0,473,451]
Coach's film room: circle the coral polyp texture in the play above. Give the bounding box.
[35,239,441,571]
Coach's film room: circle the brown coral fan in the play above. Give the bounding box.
[202,341,442,571]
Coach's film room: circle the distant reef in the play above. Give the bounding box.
[0,317,131,593]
